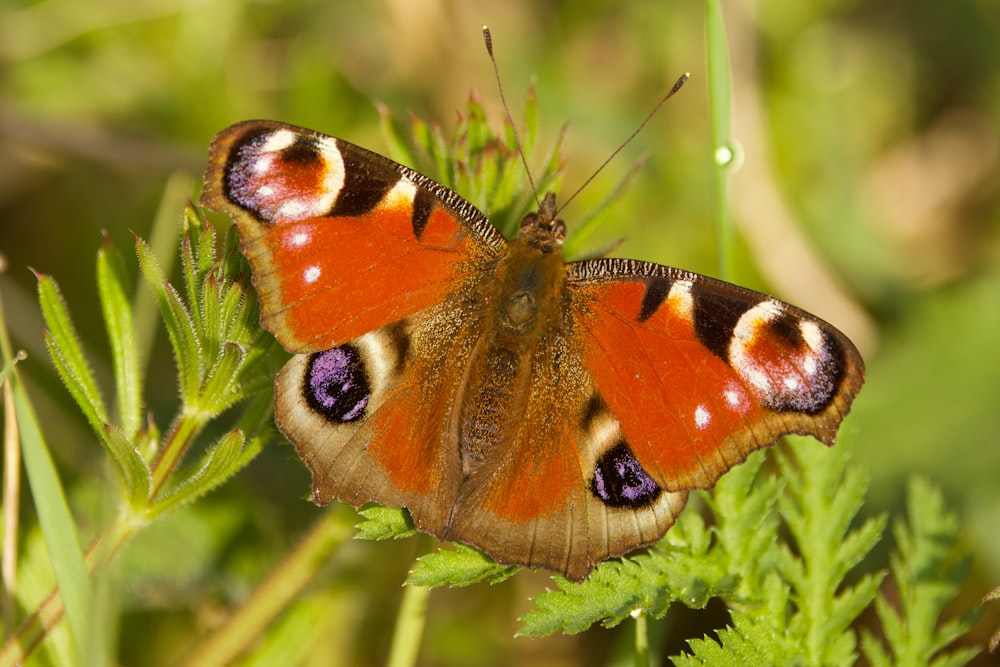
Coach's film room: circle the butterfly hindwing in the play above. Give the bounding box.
[201,120,507,352]
[274,293,490,537]
[567,258,865,492]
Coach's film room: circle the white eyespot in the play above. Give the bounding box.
[257,186,274,197]
[783,375,801,391]
[799,320,825,352]
[291,231,310,247]
[732,300,783,343]
[668,280,694,318]
[803,355,818,376]
[723,386,743,408]
[303,265,321,284]
[252,154,274,174]
[694,405,711,429]
[745,368,771,393]
[261,129,298,153]
[381,177,418,210]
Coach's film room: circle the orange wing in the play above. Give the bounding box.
[200,120,506,353]
[568,258,865,493]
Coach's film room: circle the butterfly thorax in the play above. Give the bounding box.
[456,195,569,474]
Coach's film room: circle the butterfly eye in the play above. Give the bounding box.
[551,218,567,240]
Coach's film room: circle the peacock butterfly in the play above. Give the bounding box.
[199,117,865,582]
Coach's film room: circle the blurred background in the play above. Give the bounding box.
[1,0,998,664]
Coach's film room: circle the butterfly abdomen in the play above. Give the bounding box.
[456,232,571,474]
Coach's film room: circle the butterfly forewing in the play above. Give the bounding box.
[568,258,864,492]
[201,120,506,353]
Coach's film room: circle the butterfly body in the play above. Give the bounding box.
[201,120,864,581]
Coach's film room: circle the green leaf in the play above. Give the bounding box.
[379,100,420,170]
[353,506,416,540]
[149,429,248,518]
[181,228,205,345]
[407,544,518,587]
[519,561,654,636]
[705,0,737,280]
[701,449,781,601]
[97,239,143,440]
[12,377,93,662]
[673,609,803,666]
[519,511,738,638]
[136,235,201,403]
[775,438,885,666]
[100,423,152,508]
[199,341,247,413]
[36,271,108,434]
[861,478,980,666]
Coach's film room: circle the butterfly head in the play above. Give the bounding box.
[517,192,566,254]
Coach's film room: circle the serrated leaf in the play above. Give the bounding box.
[354,506,415,540]
[519,530,737,639]
[773,438,881,666]
[407,544,518,587]
[519,561,651,636]
[862,477,980,666]
[672,611,803,666]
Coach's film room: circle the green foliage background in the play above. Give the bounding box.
[1,0,998,665]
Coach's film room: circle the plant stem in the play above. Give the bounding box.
[633,610,649,667]
[387,582,431,667]
[149,410,203,499]
[705,0,736,281]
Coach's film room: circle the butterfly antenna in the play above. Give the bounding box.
[557,72,690,214]
[482,25,542,210]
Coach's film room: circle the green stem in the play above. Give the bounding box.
[387,582,431,667]
[633,610,649,667]
[149,410,203,499]
[705,0,736,281]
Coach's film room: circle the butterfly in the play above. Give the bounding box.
[199,119,865,581]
